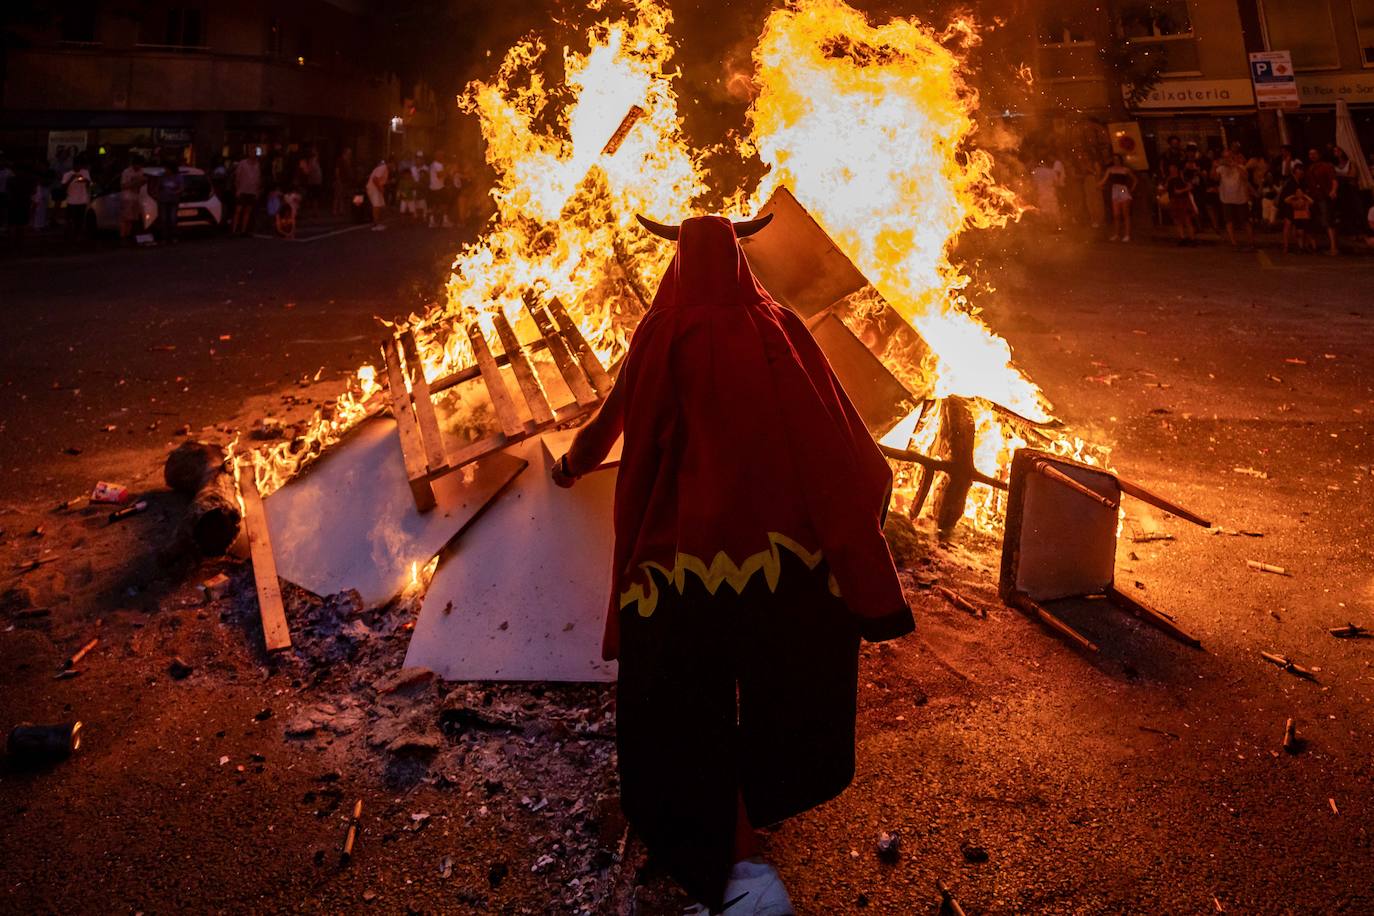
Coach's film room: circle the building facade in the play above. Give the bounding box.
[0,1,398,171]
[1004,0,1374,165]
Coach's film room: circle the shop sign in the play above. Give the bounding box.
[1249,51,1299,109]
[1295,72,1374,106]
[154,127,193,145]
[47,130,88,162]
[1125,78,1255,109]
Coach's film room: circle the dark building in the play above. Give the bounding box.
[1,1,398,170]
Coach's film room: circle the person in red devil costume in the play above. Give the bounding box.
[553,214,913,914]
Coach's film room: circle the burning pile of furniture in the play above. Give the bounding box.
[208,187,1209,680]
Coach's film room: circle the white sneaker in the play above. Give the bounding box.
[371,223,387,231]
[683,860,795,915]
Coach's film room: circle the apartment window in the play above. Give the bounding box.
[1261,0,1340,69]
[59,4,99,44]
[266,18,283,58]
[1038,12,1094,46]
[143,6,206,48]
[1354,0,1374,66]
[1119,1,1193,40]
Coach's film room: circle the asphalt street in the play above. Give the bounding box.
[0,223,462,504]
[1,224,1372,913]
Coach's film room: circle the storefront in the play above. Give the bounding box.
[1126,78,1264,167]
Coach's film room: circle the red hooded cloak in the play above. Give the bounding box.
[589,215,912,660]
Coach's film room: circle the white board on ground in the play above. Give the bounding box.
[263,416,527,608]
[404,435,618,682]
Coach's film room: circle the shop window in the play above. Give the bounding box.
[1261,0,1340,69]
[1119,1,1193,40]
[1354,0,1374,67]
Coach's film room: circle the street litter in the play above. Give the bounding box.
[90,481,129,504]
[62,638,98,671]
[1247,560,1289,576]
[340,799,363,865]
[6,722,82,765]
[108,500,148,524]
[1261,651,1316,680]
[1283,718,1301,754]
[1327,623,1369,639]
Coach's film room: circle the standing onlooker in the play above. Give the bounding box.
[152,158,185,244]
[1284,178,1314,253]
[232,150,261,236]
[1304,147,1339,256]
[7,159,36,242]
[1165,162,1196,245]
[426,152,449,228]
[1272,144,1296,181]
[1332,147,1362,232]
[305,148,323,211]
[1196,146,1222,234]
[1162,135,1186,172]
[1099,154,1137,242]
[0,157,13,230]
[31,169,54,231]
[1029,154,1064,231]
[333,147,354,217]
[119,155,147,241]
[366,157,389,230]
[1214,150,1254,249]
[61,155,92,239]
[1279,163,1304,254]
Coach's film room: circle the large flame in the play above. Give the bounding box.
[249,0,1103,534]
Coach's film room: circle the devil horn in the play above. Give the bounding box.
[635,214,679,241]
[731,213,773,238]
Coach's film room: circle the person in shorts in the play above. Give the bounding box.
[118,155,146,241]
[1214,149,1254,249]
[366,158,389,229]
[232,151,261,236]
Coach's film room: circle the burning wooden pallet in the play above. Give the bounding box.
[382,293,613,511]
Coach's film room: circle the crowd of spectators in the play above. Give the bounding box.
[0,142,468,247]
[1025,135,1374,255]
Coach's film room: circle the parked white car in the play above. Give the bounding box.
[87,166,223,233]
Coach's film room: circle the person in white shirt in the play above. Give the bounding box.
[61,156,93,239]
[118,155,146,241]
[367,158,390,230]
[426,152,450,228]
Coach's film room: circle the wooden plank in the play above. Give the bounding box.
[547,298,614,396]
[381,335,435,511]
[492,312,555,426]
[523,293,598,408]
[237,462,291,652]
[398,328,448,475]
[448,432,509,469]
[467,323,525,438]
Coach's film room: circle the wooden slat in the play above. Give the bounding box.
[1117,477,1211,528]
[547,298,614,396]
[398,328,448,474]
[381,335,435,511]
[467,323,524,438]
[492,312,555,426]
[448,432,509,469]
[237,463,291,652]
[523,294,598,408]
